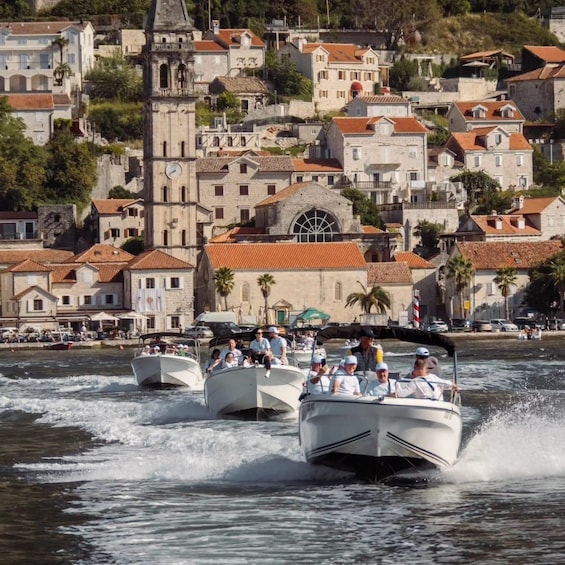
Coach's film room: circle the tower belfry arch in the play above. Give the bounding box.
[142,0,199,265]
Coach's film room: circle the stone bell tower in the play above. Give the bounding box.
[143,0,199,265]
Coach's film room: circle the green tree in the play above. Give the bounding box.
[414,220,443,253]
[532,146,565,191]
[85,52,142,102]
[0,0,33,19]
[445,253,475,317]
[109,185,136,199]
[494,266,517,320]
[0,97,48,211]
[549,259,565,316]
[524,251,565,315]
[213,267,235,311]
[345,282,391,314]
[121,236,144,255]
[52,36,71,86]
[44,129,98,214]
[341,188,382,228]
[88,102,143,141]
[257,273,276,325]
[389,57,420,92]
[450,170,501,214]
[265,50,312,99]
[217,91,240,111]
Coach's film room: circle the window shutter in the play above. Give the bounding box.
[178,277,184,290]
[165,278,171,290]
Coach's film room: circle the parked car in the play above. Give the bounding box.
[426,320,449,333]
[183,325,214,339]
[513,317,545,330]
[449,318,472,332]
[472,320,493,332]
[490,319,519,332]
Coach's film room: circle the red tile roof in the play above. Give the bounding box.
[457,241,562,269]
[209,227,264,243]
[127,249,194,270]
[292,159,343,172]
[508,196,560,214]
[367,262,413,284]
[449,129,531,152]
[92,199,140,215]
[362,226,385,234]
[50,263,125,283]
[209,28,264,48]
[332,116,426,135]
[196,155,293,173]
[467,215,539,236]
[352,95,409,104]
[205,242,367,270]
[452,101,525,121]
[5,93,54,110]
[302,43,371,64]
[4,259,51,273]
[0,249,74,265]
[0,21,88,35]
[256,182,311,206]
[194,40,226,52]
[506,64,565,82]
[71,244,134,263]
[394,252,435,268]
[523,45,565,63]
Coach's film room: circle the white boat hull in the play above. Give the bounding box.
[205,365,305,419]
[131,354,204,389]
[290,347,327,366]
[299,395,462,480]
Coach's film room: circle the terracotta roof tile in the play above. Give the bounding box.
[70,244,133,263]
[506,64,565,82]
[92,199,140,215]
[367,262,413,284]
[465,215,540,236]
[206,242,366,270]
[209,227,264,243]
[332,116,426,135]
[0,249,74,265]
[50,266,76,283]
[394,252,435,268]
[362,226,384,234]
[5,93,54,110]
[4,258,52,273]
[0,21,88,35]
[460,49,514,61]
[96,264,125,283]
[452,101,525,121]
[302,43,370,63]
[211,76,269,93]
[127,249,194,270]
[194,40,226,52]
[256,182,311,206]
[508,196,560,214]
[209,28,264,48]
[457,241,562,270]
[448,130,531,152]
[352,95,409,104]
[52,94,72,105]
[292,158,342,172]
[523,45,565,63]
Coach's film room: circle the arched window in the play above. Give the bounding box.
[162,186,168,202]
[181,140,185,157]
[334,281,342,301]
[181,186,186,202]
[163,229,169,246]
[159,64,169,89]
[242,282,250,302]
[292,209,338,242]
[181,229,187,246]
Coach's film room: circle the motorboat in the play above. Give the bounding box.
[517,328,542,340]
[287,330,326,366]
[204,331,306,419]
[43,341,73,351]
[299,325,462,481]
[131,332,204,389]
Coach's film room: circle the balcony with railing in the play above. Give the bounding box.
[336,179,393,191]
[0,231,40,240]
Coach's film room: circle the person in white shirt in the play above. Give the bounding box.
[220,338,243,364]
[396,347,459,400]
[306,354,331,394]
[368,362,396,397]
[249,329,271,364]
[222,351,239,368]
[332,355,361,396]
[268,326,288,364]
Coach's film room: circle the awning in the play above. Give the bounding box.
[351,81,363,91]
[292,307,331,326]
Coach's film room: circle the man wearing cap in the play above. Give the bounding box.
[368,362,396,397]
[332,355,361,396]
[349,328,382,372]
[268,326,288,364]
[305,354,331,394]
[396,347,459,400]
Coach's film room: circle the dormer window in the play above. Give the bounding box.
[472,105,486,118]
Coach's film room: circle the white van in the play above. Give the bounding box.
[193,312,237,324]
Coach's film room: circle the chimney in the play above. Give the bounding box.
[212,20,220,35]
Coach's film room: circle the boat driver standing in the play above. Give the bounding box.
[349,327,382,372]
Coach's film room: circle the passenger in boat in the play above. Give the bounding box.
[306,354,332,394]
[205,348,222,374]
[151,345,161,355]
[332,355,361,396]
[249,329,271,364]
[140,345,151,356]
[220,338,243,365]
[222,352,239,368]
[268,326,288,364]
[396,347,458,400]
[368,362,396,397]
[349,328,382,372]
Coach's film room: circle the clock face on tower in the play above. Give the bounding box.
[165,162,183,179]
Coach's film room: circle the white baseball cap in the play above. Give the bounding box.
[415,346,429,357]
[312,354,324,364]
[344,355,357,365]
[376,362,388,371]
[268,326,278,333]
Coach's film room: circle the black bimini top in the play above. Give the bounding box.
[315,325,456,357]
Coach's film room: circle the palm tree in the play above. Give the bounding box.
[549,260,565,316]
[494,267,517,320]
[345,281,391,314]
[52,36,71,86]
[257,274,276,325]
[213,267,235,312]
[445,254,475,317]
